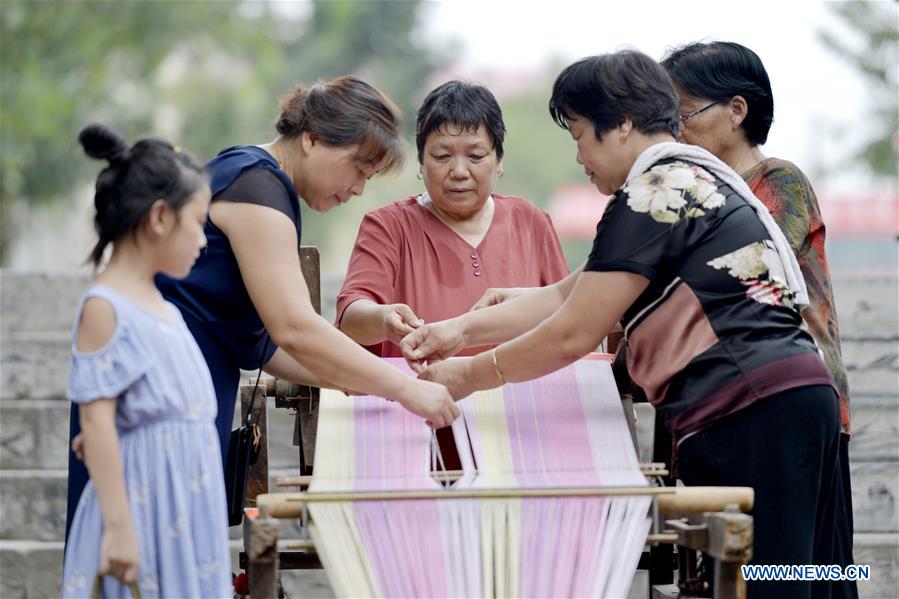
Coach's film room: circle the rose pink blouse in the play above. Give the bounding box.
[337,193,570,357]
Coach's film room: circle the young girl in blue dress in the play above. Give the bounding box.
[62,124,231,597]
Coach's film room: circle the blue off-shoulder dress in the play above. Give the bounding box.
[66,146,300,542]
[61,285,231,598]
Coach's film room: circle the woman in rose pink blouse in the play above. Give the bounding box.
[337,81,569,467]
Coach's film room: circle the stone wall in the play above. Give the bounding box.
[1,270,896,597]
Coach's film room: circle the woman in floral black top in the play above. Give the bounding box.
[400,51,855,599]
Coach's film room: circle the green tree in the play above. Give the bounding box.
[279,0,450,126]
[263,0,450,262]
[818,0,898,178]
[500,83,605,269]
[0,0,445,266]
[498,85,587,208]
[0,0,279,264]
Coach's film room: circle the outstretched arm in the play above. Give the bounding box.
[263,347,328,388]
[402,264,585,369]
[340,299,424,346]
[418,270,648,399]
[469,287,532,312]
[264,348,364,395]
[337,212,423,346]
[213,201,458,427]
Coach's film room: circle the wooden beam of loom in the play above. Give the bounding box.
[255,485,751,518]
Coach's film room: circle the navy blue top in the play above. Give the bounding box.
[156,146,301,370]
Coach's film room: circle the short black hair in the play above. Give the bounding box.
[78,124,208,268]
[416,80,506,163]
[549,51,680,139]
[662,41,774,145]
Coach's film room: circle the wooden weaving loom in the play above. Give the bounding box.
[237,248,755,599]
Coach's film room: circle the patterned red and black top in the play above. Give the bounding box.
[743,158,850,435]
[586,157,836,442]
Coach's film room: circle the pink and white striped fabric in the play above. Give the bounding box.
[308,356,651,598]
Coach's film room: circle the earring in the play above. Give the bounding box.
[497,168,504,178]
[417,169,423,181]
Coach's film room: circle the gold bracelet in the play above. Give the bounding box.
[491,348,505,385]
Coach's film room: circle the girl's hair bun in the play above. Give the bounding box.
[78,123,130,164]
[78,123,208,269]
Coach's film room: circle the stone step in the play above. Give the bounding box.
[1,271,895,405]
[850,399,899,462]
[0,272,92,334]
[854,532,899,599]
[0,538,245,599]
[1,400,70,470]
[831,275,898,334]
[0,466,332,543]
[1,332,72,401]
[842,337,899,396]
[0,397,300,470]
[852,461,899,534]
[0,470,68,542]
[0,540,65,599]
[0,271,340,334]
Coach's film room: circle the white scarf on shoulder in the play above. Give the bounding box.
[627,142,809,308]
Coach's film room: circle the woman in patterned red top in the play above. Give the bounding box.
[400,51,855,599]
[661,41,851,437]
[662,41,855,595]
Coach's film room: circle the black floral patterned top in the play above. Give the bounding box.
[586,158,835,442]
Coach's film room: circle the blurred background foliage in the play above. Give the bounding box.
[1,0,895,271]
[0,0,589,270]
[818,0,898,179]
[0,0,455,268]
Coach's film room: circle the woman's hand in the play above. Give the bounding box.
[469,287,527,311]
[418,357,479,400]
[381,303,424,345]
[71,433,85,461]
[98,522,140,583]
[396,379,460,429]
[400,319,467,373]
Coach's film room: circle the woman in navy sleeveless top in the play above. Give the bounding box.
[158,145,299,456]
[66,76,460,542]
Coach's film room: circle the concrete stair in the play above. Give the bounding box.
[1,271,896,597]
